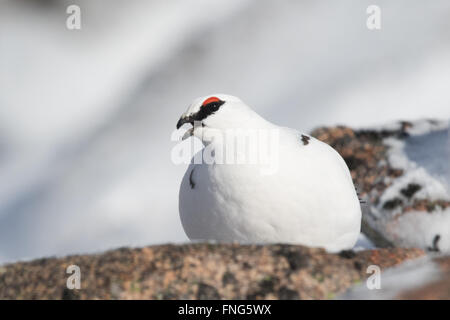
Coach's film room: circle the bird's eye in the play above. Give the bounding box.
[202,97,221,107]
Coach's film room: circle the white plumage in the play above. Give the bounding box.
[177,94,361,252]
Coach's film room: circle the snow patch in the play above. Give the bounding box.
[376,119,449,137]
[391,209,450,252]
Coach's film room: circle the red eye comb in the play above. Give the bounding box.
[202,97,220,106]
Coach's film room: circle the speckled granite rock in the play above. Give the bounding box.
[0,244,425,300]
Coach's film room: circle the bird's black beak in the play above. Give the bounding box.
[176,116,194,129]
[177,116,197,140]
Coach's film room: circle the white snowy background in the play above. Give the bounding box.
[0,0,449,263]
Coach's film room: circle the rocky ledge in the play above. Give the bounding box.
[0,244,434,300]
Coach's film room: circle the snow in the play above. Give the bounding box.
[405,120,449,136]
[405,127,450,186]
[379,165,450,205]
[392,209,450,252]
[373,119,449,138]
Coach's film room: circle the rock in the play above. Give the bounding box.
[0,244,424,300]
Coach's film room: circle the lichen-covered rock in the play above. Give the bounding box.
[0,244,424,300]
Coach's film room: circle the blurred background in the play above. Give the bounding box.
[0,0,449,264]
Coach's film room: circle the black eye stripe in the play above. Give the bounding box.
[193,100,225,121]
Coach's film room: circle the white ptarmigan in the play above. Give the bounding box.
[176,94,361,252]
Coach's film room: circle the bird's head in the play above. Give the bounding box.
[176,94,260,141]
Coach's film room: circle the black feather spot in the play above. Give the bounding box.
[427,234,441,253]
[189,168,195,189]
[301,134,310,145]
